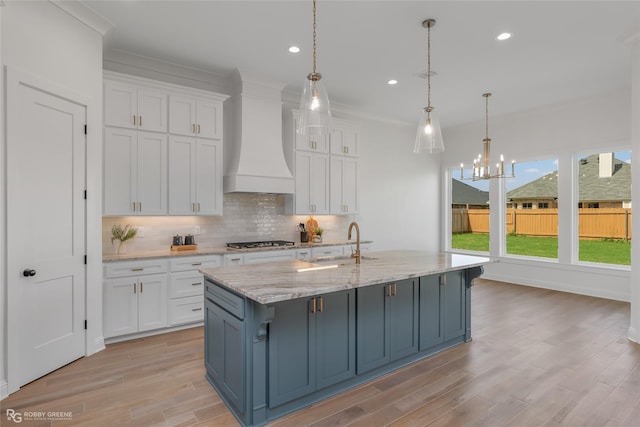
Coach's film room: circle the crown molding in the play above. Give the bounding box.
[50,1,112,36]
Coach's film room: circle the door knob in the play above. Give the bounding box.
[23,269,36,277]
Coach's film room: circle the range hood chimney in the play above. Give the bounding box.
[224,70,294,194]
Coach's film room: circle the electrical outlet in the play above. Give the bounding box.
[194,226,201,235]
[137,226,145,238]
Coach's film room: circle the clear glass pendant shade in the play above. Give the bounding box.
[297,75,333,136]
[413,107,444,153]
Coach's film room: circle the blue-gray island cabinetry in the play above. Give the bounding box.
[201,251,489,427]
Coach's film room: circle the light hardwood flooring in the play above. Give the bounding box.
[2,279,640,426]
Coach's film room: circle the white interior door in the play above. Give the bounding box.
[7,70,86,388]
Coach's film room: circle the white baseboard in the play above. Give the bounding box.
[104,322,203,345]
[1,379,8,400]
[628,326,639,343]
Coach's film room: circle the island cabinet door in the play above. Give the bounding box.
[388,278,419,361]
[316,290,356,390]
[205,299,245,413]
[419,275,444,351]
[356,283,390,374]
[443,271,466,341]
[268,298,316,408]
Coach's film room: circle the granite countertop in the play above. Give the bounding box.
[102,240,373,263]
[201,250,492,304]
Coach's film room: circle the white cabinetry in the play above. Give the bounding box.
[311,246,345,258]
[285,111,360,215]
[244,250,296,264]
[168,255,221,325]
[103,128,167,215]
[295,151,330,215]
[168,136,223,215]
[330,156,358,215]
[104,80,168,132]
[104,259,169,338]
[169,95,222,140]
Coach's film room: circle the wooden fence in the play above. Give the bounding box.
[452,208,632,240]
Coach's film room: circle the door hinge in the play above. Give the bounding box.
[84,320,87,330]
[84,124,87,135]
[84,255,87,265]
[84,190,87,200]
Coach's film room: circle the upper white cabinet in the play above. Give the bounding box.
[285,111,360,215]
[103,72,228,216]
[104,128,167,216]
[330,127,359,157]
[104,80,167,133]
[330,156,359,215]
[168,136,223,216]
[169,96,222,140]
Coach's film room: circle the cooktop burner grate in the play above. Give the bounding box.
[226,240,295,249]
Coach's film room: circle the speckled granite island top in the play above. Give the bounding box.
[201,250,491,304]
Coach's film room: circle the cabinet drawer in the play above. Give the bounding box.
[224,254,245,266]
[311,246,344,258]
[244,250,296,265]
[104,259,169,278]
[169,295,204,325]
[205,280,245,320]
[170,255,222,272]
[169,271,205,298]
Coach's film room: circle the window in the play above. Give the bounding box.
[450,167,489,253]
[577,151,631,266]
[505,158,558,259]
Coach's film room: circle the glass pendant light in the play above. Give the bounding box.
[414,18,445,154]
[297,0,333,136]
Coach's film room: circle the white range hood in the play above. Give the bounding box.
[223,70,294,194]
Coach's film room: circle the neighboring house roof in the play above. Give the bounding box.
[452,179,489,206]
[507,154,631,202]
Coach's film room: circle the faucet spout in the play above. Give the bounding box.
[347,221,361,264]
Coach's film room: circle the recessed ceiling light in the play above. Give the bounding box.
[387,79,398,85]
[496,32,512,41]
[288,46,300,53]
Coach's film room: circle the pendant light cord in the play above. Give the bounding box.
[312,0,317,74]
[485,93,489,140]
[427,21,431,109]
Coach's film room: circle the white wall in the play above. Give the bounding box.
[443,88,632,301]
[1,1,104,396]
[629,30,640,342]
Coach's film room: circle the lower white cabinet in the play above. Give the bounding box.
[311,246,345,258]
[104,273,168,338]
[168,255,221,325]
[244,250,296,265]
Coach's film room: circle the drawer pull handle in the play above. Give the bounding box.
[133,283,136,294]
[131,268,144,272]
[386,284,391,297]
[310,297,316,314]
[192,307,202,312]
[393,283,397,296]
[191,262,202,266]
[140,282,143,292]
[318,296,324,313]
[192,282,202,286]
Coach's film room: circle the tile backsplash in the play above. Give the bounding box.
[102,193,356,255]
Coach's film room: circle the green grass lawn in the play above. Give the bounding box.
[451,233,630,265]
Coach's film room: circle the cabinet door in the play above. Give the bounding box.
[389,279,419,361]
[330,156,358,214]
[104,278,138,338]
[169,95,197,137]
[195,140,223,215]
[316,290,356,389]
[443,271,465,341]
[310,154,330,214]
[196,99,222,140]
[169,271,204,298]
[168,136,197,215]
[356,283,389,374]
[419,275,444,351]
[205,299,246,413]
[295,116,329,152]
[269,298,316,408]
[104,81,137,130]
[342,127,359,157]
[137,88,167,132]
[104,128,137,215]
[137,132,167,215]
[294,151,312,214]
[137,274,168,332]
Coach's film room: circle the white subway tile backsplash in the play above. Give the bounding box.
[102,193,356,255]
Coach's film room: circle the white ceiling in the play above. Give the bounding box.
[84,0,639,128]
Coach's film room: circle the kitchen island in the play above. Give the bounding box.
[201,250,490,427]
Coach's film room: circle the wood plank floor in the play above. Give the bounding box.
[2,279,640,426]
